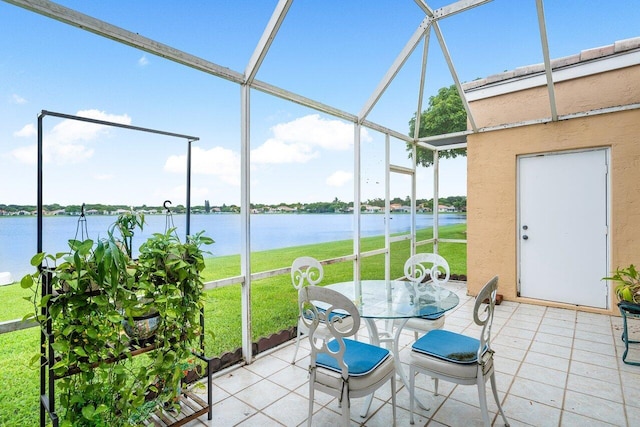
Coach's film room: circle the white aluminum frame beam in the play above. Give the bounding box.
[5,0,245,84]
[413,30,431,141]
[536,0,558,121]
[353,124,362,291]
[239,0,294,365]
[240,84,252,363]
[385,135,391,282]
[433,150,440,253]
[5,1,413,145]
[244,0,293,84]
[431,21,478,132]
[430,0,494,20]
[359,16,432,122]
[413,0,486,132]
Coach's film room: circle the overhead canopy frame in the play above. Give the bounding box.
[3,0,562,146]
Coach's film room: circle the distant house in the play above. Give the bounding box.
[438,205,455,213]
[363,205,383,213]
[390,203,411,212]
[275,205,296,213]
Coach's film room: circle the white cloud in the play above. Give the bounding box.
[11,143,36,164]
[164,146,240,186]
[52,109,131,143]
[326,170,353,187]
[10,109,131,165]
[251,114,372,165]
[12,94,27,104]
[252,138,318,164]
[13,123,36,137]
[138,55,149,67]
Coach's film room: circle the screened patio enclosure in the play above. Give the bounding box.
[3,0,640,367]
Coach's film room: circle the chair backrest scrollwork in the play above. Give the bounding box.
[473,276,499,361]
[404,253,450,302]
[299,285,361,378]
[291,256,324,290]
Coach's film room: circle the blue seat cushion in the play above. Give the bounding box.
[418,305,445,319]
[412,329,481,364]
[317,338,390,377]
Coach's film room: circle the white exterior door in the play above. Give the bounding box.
[518,149,609,308]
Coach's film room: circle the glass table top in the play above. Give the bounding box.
[324,280,459,319]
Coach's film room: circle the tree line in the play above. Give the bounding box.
[0,195,466,216]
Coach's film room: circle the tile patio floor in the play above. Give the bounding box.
[189,282,640,426]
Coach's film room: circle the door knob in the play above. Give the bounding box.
[522,235,528,240]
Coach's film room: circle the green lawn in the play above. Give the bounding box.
[0,223,466,426]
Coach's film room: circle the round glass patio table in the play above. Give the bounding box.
[325,280,460,415]
[325,279,459,319]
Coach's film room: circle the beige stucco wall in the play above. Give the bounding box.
[468,65,640,128]
[466,64,640,315]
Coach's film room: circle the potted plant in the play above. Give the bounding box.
[604,265,640,365]
[22,212,213,426]
[604,264,640,304]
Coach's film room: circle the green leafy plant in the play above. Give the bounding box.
[604,264,640,304]
[22,213,213,426]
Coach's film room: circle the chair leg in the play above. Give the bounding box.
[340,390,350,426]
[292,331,301,364]
[308,378,315,427]
[391,375,397,426]
[490,372,510,426]
[477,376,491,427]
[433,377,439,396]
[409,366,415,425]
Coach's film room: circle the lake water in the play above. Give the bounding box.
[0,213,466,280]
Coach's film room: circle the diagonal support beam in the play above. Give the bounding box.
[412,30,431,141]
[358,17,431,122]
[431,21,478,131]
[431,0,494,20]
[536,0,558,121]
[244,0,293,84]
[4,0,245,84]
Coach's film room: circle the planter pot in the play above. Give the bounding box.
[61,280,101,294]
[122,310,160,342]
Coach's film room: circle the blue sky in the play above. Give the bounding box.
[1,0,639,207]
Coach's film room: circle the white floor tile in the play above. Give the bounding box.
[502,394,561,427]
[204,283,637,427]
[563,389,626,425]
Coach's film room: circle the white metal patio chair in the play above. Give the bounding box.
[299,285,396,426]
[396,253,450,340]
[290,256,354,364]
[408,276,509,426]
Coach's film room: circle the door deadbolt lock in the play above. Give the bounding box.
[522,225,528,230]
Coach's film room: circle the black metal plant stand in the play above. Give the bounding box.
[618,301,640,366]
[36,110,211,426]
